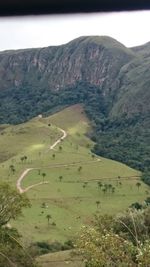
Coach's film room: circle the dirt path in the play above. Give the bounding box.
[16,127,67,193]
[17,158,101,193]
[49,128,67,149]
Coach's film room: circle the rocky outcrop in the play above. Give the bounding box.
[0,36,134,95]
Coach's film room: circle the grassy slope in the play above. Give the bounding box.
[37,250,84,267]
[0,104,148,245]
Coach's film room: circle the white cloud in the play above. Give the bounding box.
[0,11,150,51]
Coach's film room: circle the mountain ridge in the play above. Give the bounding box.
[0,35,134,93]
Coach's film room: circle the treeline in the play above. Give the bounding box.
[0,82,106,124]
[92,115,150,171]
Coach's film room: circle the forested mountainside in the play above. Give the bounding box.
[0,36,149,176]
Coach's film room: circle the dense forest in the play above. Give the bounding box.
[0,81,149,182]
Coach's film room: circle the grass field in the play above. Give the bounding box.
[37,250,84,267]
[0,104,148,246]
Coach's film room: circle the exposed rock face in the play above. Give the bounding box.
[0,35,150,121]
[0,36,134,95]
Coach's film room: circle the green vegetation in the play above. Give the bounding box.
[0,36,149,182]
[0,104,149,267]
[0,105,148,245]
[142,170,150,185]
[0,36,150,266]
[0,183,38,267]
[37,249,83,267]
[77,206,150,266]
[92,114,150,172]
[0,79,149,177]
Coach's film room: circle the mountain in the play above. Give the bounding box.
[0,36,149,175]
[0,36,134,92]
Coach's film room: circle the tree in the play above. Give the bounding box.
[118,181,122,187]
[20,156,24,163]
[9,164,14,171]
[102,188,107,195]
[59,175,63,182]
[42,173,46,182]
[52,154,55,159]
[111,187,115,194]
[46,214,51,225]
[96,200,100,209]
[0,183,37,267]
[76,226,136,267]
[145,197,150,206]
[59,146,62,152]
[141,171,150,186]
[24,155,27,162]
[0,227,38,267]
[77,208,150,266]
[0,183,30,226]
[20,156,27,164]
[136,182,141,191]
[130,202,143,210]
[97,181,103,189]
[92,154,95,159]
[78,166,82,172]
[41,202,46,209]
[108,184,112,192]
[9,165,15,175]
[83,182,88,187]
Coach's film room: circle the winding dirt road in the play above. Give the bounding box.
[16,127,67,193]
[49,128,67,149]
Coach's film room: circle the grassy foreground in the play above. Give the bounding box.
[37,250,84,267]
[0,104,148,244]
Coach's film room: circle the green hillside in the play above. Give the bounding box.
[0,104,148,245]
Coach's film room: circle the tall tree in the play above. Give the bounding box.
[42,173,46,182]
[136,182,141,191]
[59,175,63,182]
[46,214,52,225]
[0,183,37,267]
[0,183,30,226]
[96,201,100,209]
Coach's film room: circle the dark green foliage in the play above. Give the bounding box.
[0,183,38,267]
[130,202,143,210]
[0,81,106,124]
[0,182,30,226]
[145,197,150,206]
[92,114,150,172]
[0,227,38,267]
[32,240,74,255]
[0,79,149,179]
[141,171,150,185]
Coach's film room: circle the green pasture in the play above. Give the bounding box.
[37,250,84,267]
[0,104,148,243]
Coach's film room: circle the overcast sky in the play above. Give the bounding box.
[0,10,150,51]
